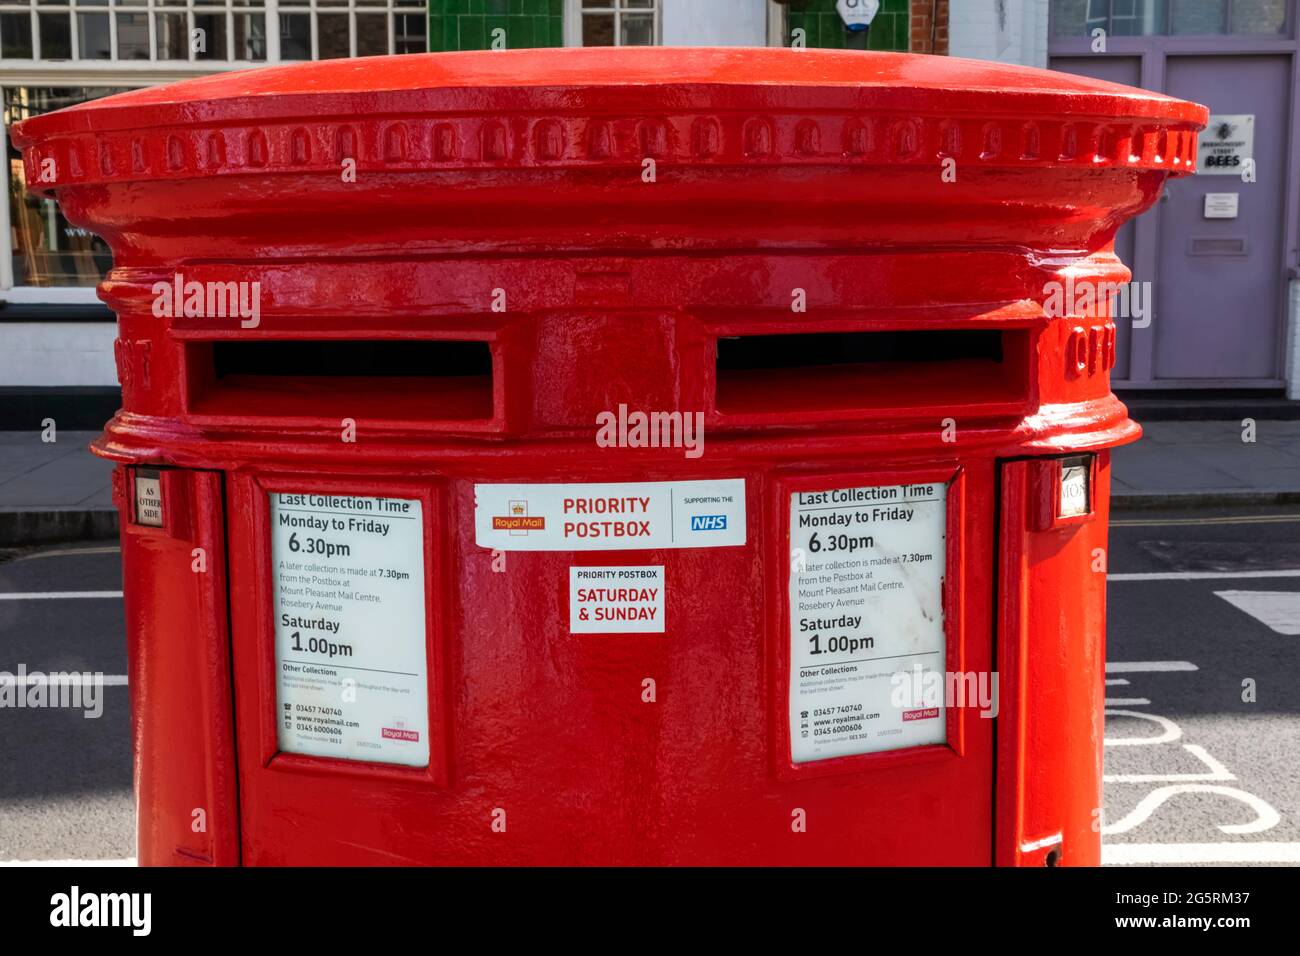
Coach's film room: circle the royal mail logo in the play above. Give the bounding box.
[493,499,545,534]
[381,727,420,742]
[492,516,546,530]
[902,707,941,722]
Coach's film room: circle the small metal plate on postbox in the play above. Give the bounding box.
[1058,457,1091,519]
[134,469,164,527]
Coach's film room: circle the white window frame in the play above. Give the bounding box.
[564,0,661,48]
[0,1,426,67]
[766,0,785,47]
[0,0,426,300]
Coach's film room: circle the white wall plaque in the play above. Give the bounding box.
[1204,192,1240,219]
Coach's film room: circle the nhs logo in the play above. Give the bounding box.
[690,515,727,532]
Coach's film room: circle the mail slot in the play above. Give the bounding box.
[12,47,1206,866]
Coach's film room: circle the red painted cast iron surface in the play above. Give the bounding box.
[15,48,1206,865]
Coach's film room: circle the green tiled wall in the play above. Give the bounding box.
[786,0,910,50]
[428,0,563,52]
[429,0,912,53]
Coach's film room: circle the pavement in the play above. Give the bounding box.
[0,431,116,546]
[1,418,1299,545]
[1112,419,1300,507]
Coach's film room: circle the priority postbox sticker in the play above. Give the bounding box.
[788,482,948,764]
[474,479,746,552]
[270,493,429,767]
[570,566,664,633]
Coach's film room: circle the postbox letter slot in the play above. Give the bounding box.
[714,328,1029,417]
[187,339,494,423]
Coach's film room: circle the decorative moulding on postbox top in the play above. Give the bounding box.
[12,47,1209,192]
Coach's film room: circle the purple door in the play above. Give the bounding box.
[1049,5,1297,389]
[1156,55,1289,383]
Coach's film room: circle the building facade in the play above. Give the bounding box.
[1046,0,1299,394]
[2,0,1297,426]
[0,0,430,425]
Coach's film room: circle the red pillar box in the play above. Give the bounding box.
[14,49,1205,866]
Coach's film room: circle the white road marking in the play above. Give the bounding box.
[1214,590,1300,635]
[0,675,127,686]
[1103,785,1280,836]
[1104,697,1151,706]
[11,546,122,561]
[1109,569,1300,581]
[1105,678,1131,685]
[1104,842,1300,865]
[1104,709,1182,746]
[0,591,123,600]
[1104,744,1234,784]
[1106,661,1198,673]
[0,858,136,867]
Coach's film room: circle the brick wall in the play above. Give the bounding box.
[910,0,949,53]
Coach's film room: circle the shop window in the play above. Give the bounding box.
[0,6,427,297]
[4,86,126,287]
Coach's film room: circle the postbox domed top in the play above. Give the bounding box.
[19,47,1203,123]
[14,47,1207,192]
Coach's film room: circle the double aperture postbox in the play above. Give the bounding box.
[14,48,1206,866]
